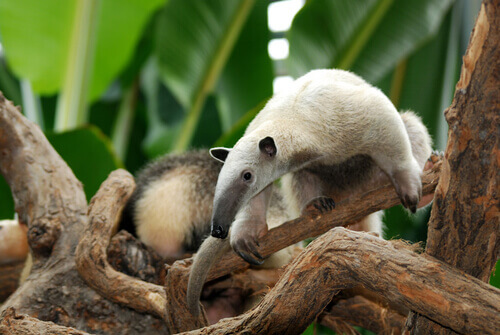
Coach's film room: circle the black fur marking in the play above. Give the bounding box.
[210,148,231,162]
[259,136,277,157]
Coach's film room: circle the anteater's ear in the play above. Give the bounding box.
[259,136,277,158]
[210,147,231,163]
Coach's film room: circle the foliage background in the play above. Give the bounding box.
[0,1,496,331]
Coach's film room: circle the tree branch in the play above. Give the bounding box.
[0,307,93,335]
[165,157,442,332]
[75,169,167,319]
[0,93,168,334]
[0,93,87,259]
[181,228,500,335]
[409,0,500,333]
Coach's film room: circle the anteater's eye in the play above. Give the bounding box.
[242,171,252,182]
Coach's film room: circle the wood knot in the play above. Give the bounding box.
[28,217,62,256]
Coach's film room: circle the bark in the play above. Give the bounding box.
[107,230,166,285]
[0,93,167,334]
[0,307,93,335]
[321,295,406,335]
[164,159,441,333]
[180,228,500,335]
[75,169,167,319]
[408,0,500,333]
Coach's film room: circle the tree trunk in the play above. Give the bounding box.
[407,0,500,333]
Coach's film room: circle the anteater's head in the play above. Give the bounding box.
[209,136,277,239]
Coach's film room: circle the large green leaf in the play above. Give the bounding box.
[0,0,75,94]
[287,0,454,83]
[215,0,273,131]
[90,0,165,101]
[0,0,165,101]
[47,126,123,200]
[155,0,255,151]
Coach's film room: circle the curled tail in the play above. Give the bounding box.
[186,236,231,317]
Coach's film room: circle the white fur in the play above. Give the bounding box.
[214,69,423,245]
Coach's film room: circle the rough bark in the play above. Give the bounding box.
[320,295,406,335]
[408,0,500,333]
[180,228,500,335]
[0,93,167,334]
[0,307,93,335]
[75,169,167,319]
[164,159,441,333]
[107,230,166,285]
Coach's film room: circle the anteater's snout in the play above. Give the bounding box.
[211,222,228,239]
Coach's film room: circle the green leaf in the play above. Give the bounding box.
[0,0,165,101]
[90,0,166,101]
[155,0,255,152]
[287,0,454,83]
[0,59,22,107]
[382,0,478,241]
[47,126,123,200]
[215,0,273,131]
[0,175,14,220]
[0,0,75,95]
[213,99,265,148]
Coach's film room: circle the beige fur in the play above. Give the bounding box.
[135,167,213,258]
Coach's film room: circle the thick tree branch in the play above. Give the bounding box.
[0,93,87,259]
[0,93,168,334]
[0,308,93,335]
[409,0,500,333]
[202,270,407,335]
[75,169,167,319]
[182,228,500,335]
[320,295,406,335]
[165,158,441,332]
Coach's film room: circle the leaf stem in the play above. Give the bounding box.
[20,79,44,130]
[335,0,394,70]
[54,0,100,131]
[389,59,407,109]
[111,79,139,161]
